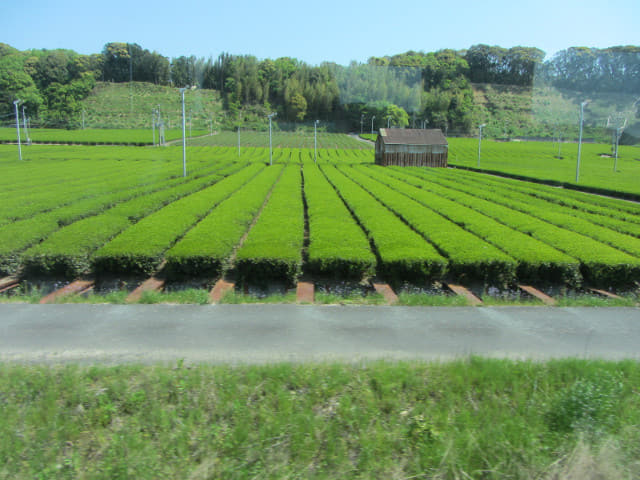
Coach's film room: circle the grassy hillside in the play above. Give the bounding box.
[81,82,224,130]
[471,83,639,142]
[76,81,638,143]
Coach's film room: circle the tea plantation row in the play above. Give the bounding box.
[1,145,640,288]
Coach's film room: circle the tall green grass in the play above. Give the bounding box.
[1,359,638,479]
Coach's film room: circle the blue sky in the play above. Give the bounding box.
[4,0,638,64]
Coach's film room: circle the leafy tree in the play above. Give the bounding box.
[102,42,131,82]
[543,46,640,93]
[33,50,72,88]
[384,104,409,128]
[0,51,43,117]
[288,92,307,121]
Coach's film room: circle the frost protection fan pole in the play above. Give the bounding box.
[268,113,277,166]
[180,88,187,177]
[477,124,486,168]
[13,100,22,161]
[607,114,627,172]
[314,120,319,164]
[576,101,588,183]
[22,105,29,144]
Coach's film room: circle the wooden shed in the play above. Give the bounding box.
[375,128,448,167]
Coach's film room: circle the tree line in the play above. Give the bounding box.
[1,41,638,131]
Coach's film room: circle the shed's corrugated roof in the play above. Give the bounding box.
[379,128,448,146]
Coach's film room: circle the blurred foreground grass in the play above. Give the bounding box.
[1,358,639,479]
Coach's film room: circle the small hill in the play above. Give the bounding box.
[79,81,637,143]
[81,82,224,130]
[471,83,638,142]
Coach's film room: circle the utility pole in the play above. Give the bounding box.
[576,101,589,183]
[477,124,486,168]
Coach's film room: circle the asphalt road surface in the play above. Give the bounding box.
[0,304,638,364]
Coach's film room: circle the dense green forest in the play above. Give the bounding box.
[1,41,638,136]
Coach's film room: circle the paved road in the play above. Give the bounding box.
[0,304,638,364]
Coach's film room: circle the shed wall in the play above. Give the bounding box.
[375,143,448,167]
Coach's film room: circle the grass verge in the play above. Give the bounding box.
[0,359,638,479]
[1,287,638,306]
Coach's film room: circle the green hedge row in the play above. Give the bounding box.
[437,172,640,259]
[321,166,447,283]
[364,166,581,286]
[0,150,237,226]
[0,163,154,225]
[0,128,208,145]
[444,168,640,223]
[387,168,640,287]
[303,165,376,278]
[447,138,640,199]
[0,162,239,276]
[93,164,264,276]
[164,165,285,278]
[436,169,640,239]
[342,167,517,286]
[234,165,305,284]
[19,166,245,277]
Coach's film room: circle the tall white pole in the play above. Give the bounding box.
[614,126,622,172]
[576,101,588,183]
[13,100,22,161]
[181,88,187,177]
[314,120,319,164]
[387,116,391,128]
[22,105,30,144]
[157,105,163,145]
[268,114,274,166]
[371,115,376,135]
[477,124,486,168]
[22,106,27,141]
